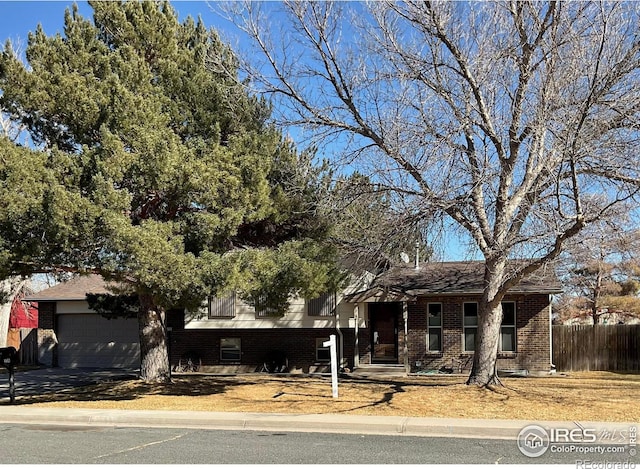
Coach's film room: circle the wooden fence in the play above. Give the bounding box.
[552,325,640,372]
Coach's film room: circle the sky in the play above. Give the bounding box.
[0,1,231,47]
[0,0,478,262]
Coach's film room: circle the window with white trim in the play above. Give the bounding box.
[463,302,478,352]
[220,338,241,361]
[307,292,337,317]
[427,303,443,352]
[500,302,517,352]
[316,338,330,362]
[208,293,236,318]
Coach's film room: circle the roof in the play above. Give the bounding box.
[345,261,562,302]
[24,274,117,301]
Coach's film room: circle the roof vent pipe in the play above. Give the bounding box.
[414,241,420,270]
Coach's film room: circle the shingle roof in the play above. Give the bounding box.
[24,274,116,301]
[345,261,562,302]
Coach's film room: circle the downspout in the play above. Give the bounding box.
[354,304,360,369]
[403,301,409,374]
[549,296,556,374]
[335,293,344,371]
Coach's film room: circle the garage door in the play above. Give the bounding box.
[56,314,140,369]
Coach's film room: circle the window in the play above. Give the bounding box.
[316,338,330,362]
[463,302,478,352]
[254,295,281,317]
[462,302,517,353]
[208,293,236,318]
[220,338,241,361]
[427,303,443,352]
[500,302,517,352]
[308,292,337,317]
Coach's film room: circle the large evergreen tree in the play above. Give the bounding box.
[0,1,340,382]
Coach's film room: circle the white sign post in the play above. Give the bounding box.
[323,334,338,398]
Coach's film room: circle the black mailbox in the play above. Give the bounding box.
[0,346,18,368]
[0,346,18,404]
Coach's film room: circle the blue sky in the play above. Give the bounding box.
[0,1,240,48]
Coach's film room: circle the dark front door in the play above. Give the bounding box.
[369,303,400,363]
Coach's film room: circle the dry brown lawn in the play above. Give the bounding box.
[15,371,640,423]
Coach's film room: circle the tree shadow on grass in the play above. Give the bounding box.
[0,373,467,410]
[0,375,271,406]
[331,375,465,414]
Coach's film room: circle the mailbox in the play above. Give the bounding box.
[0,347,18,369]
[0,346,18,404]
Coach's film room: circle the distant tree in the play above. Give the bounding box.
[0,1,341,382]
[228,1,640,386]
[556,219,640,324]
[327,173,433,273]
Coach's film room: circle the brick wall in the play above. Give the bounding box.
[406,294,551,373]
[36,301,57,367]
[37,302,55,329]
[169,328,356,373]
[170,294,551,374]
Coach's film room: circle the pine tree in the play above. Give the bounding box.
[0,1,340,382]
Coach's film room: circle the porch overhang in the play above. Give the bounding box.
[343,286,415,303]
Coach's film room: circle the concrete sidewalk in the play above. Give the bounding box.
[0,406,634,441]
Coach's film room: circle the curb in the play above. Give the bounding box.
[0,407,634,441]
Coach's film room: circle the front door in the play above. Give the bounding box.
[369,303,399,363]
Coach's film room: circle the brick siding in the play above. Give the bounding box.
[37,302,55,329]
[406,294,551,373]
[170,294,551,374]
[170,328,356,373]
[36,301,57,367]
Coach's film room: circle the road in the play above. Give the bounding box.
[0,424,636,465]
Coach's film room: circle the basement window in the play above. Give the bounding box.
[316,338,330,362]
[220,338,241,361]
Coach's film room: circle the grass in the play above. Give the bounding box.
[7,371,640,423]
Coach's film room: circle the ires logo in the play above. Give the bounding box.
[550,427,597,443]
[517,424,597,458]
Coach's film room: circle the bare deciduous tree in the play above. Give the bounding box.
[556,211,640,324]
[225,1,640,386]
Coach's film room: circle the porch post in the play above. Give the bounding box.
[403,301,409,373]
[353,303,360,368]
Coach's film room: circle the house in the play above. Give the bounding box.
[28,261,561,375]
[26,275,140,369]
[346,261,561,374]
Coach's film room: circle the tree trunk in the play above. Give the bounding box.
[0,278,27,348]
[137,293,171,383]
[466,260,505,387]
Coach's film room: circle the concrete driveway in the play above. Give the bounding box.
[0,367,138,402]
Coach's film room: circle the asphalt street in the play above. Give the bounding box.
[2,424,634,464]
[0,368,637,465]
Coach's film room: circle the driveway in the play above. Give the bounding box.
[0,368,138,402]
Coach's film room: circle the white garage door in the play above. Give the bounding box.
[56,314,140,369]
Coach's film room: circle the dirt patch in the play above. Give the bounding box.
[10,372,640,423]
